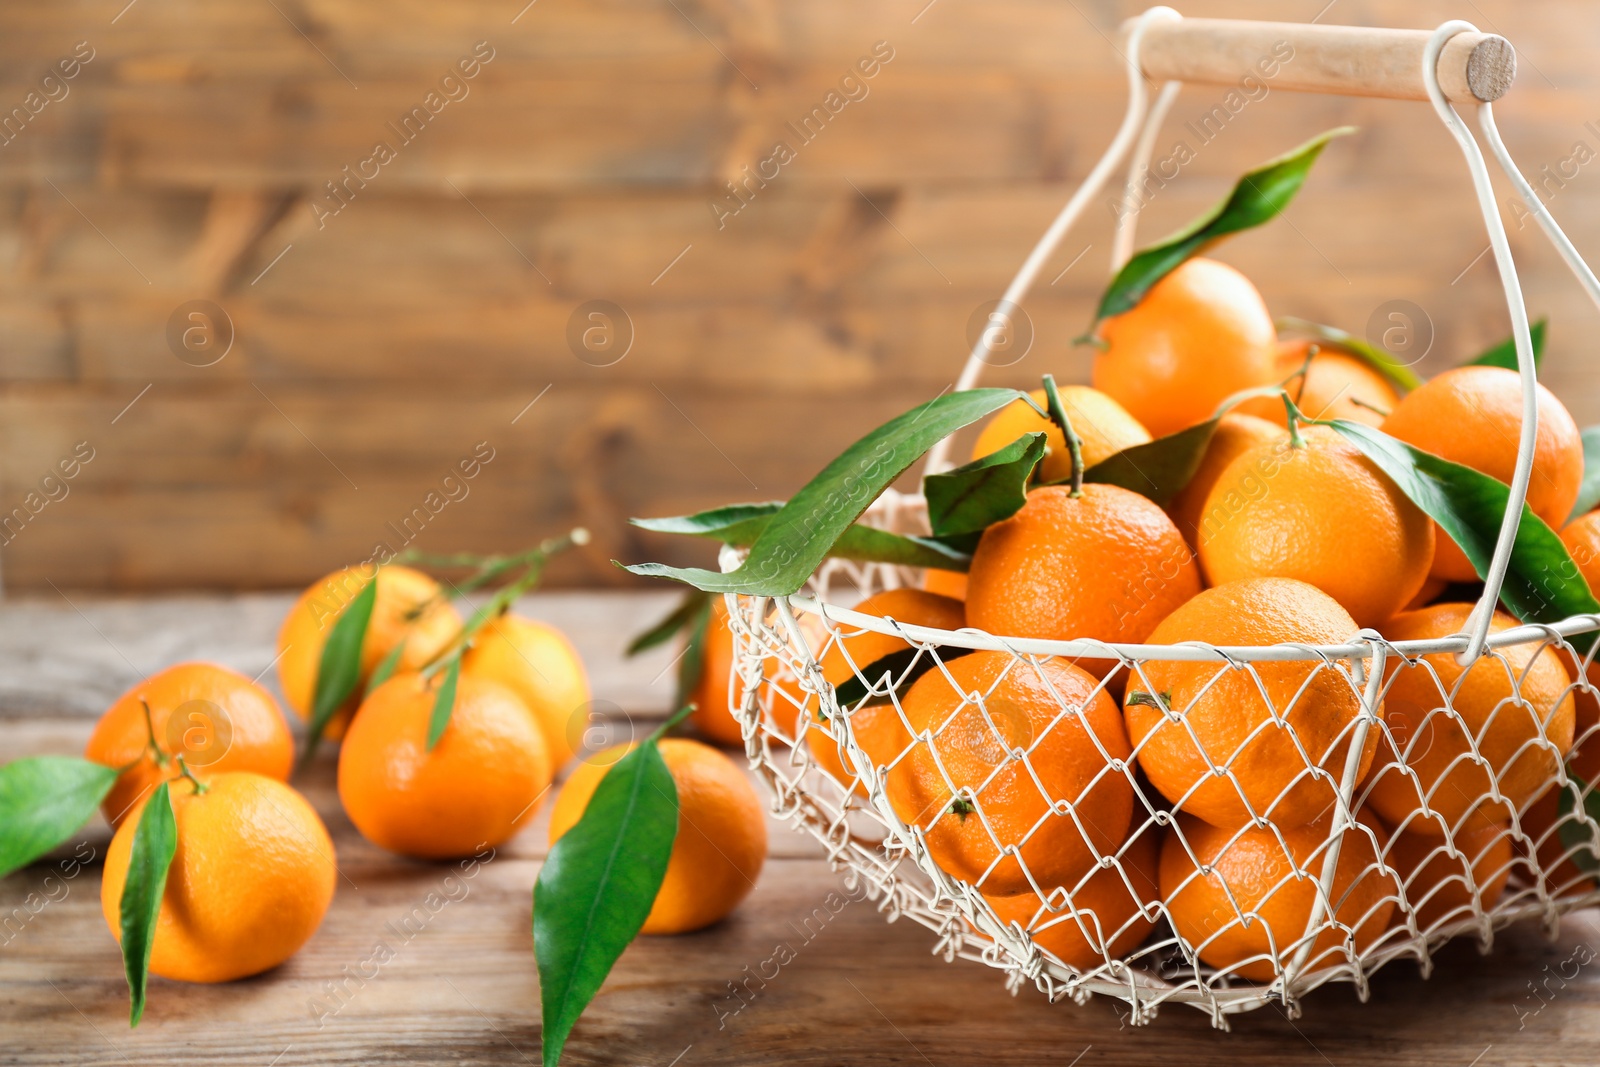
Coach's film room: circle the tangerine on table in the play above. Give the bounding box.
[277,565,461,741]
[337,671,553,859]
[1197,424,1435,627]
[101,771,336,983]
[85,662,294,829]
[1384,820,1511,931]
[1164,412,1284,549]
[886,651,1134,898]
[1363,603,1574,837]
[461,612,591,770]
[1236,341,1400,427]
[549,738,767,935]
[1091,257,1279,437]
[969,386,1151,483]
[1382,365,1584,583]
[965,483,1200,680]
[1162,808,1395,982]
[1124,578,1377,831]
[804,589,964,791]
[982,825,1160,971]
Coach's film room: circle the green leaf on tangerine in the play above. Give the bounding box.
[120,781,177,1027]
[1468,316,1548,371]
[1275,316,1425,392]
[0,756,120,879]
[1094,127,1354,321]
[303,573,379,765]
[1078,417,1222,505]
[623,388,1025,594]
[923,432,1045,539]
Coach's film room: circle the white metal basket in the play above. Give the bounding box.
[720,11,1600,1027]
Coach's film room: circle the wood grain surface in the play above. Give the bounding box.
[2,0,1599,592]
[5,591,1600,1065]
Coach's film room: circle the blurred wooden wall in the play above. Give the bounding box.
[3,0,1599,592]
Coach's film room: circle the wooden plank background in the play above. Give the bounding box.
[2,0,1600,592]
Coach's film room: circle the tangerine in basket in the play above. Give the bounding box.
[1197,424,1435,627]
[1516,780,1600,899]
[1165,412,1284,548]
[338,671,553,858]
[1556,511,1600,747]
[1363,603,1574,836]
[690,596,741,746]
[1162,808,1395,982]
[277,565,461,741]
[85,662,295,829]
[1382,365,1583,583]
[101,771,336,983]
[886,650,1133,898]
[970,386,1150,483]
[1091,257,1279,437]
[982,824,1160,971]
[965,484,1200,680]
[1236,341,1399,427]
[922,568,967,600]
[1383,819,1511,930]
[1125,578,1377,831]
[461,613,591,769]
[804,589,965,791]
[549,737,767,934]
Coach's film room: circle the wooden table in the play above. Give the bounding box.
[5,590,1600,1065]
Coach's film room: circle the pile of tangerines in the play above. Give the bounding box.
[42,551,768,1014]
[693,255,1600,982]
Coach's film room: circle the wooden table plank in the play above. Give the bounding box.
[5,591,1600,1064]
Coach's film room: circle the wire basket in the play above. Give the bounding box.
[719,11,1600,1027]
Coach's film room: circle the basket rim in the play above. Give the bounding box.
[767,593,1600,664]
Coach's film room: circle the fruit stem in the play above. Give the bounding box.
[1349,395,1392,418]
[174,755,208,795]
[1281,391,1308,450]
[421,528,591,675]
[1289,342,1319,406]
[138,699,169,768]
[1041,374,1085,497]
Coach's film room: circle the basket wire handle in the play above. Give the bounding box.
[919,5,1183,478]
[1421,21,1542,663]
[1112,79,1182,272]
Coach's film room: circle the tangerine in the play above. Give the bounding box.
[970,386,1150,483]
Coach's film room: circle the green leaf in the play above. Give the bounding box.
[366,641,407,695]
[675,595,715,714]
[120,781,177,1028]
[1567,426,1600,524]
[534,713,688,1067]
[1078,417,1222,505]
[0,756,120,878]
[634,502,971,574]
[1468,316,1548,371]
[1094,127,1354,320]
[425,653,462,752]
[1556,774,1600,879]
[924,432,1046,539]
[1321,419,1600,645]
[625,589,712,657]
[624,389,1025,594]
[302,574,379,764]
[633,503,786,545]
[1275,316,1426,392]
[832,645,974,708]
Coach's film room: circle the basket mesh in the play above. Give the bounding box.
[721,516,1600,1027]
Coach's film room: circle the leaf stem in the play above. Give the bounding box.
[421,528,590,675]
[1041,374,1085,497]
[1281,391,1307,450]
[173,755,208,795]
[647,705,696,745]
[138,700,169,769]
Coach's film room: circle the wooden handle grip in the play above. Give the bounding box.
[1125,18,1516,104]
